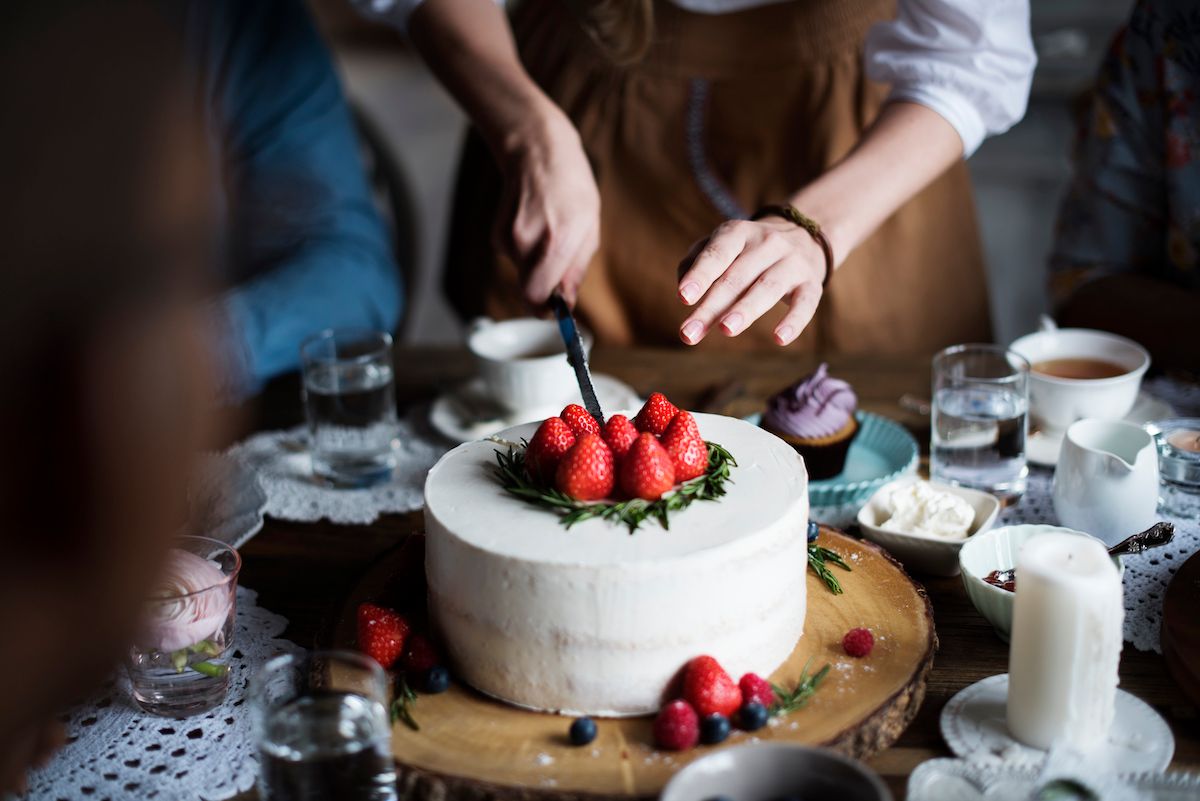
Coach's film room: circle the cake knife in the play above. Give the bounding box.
[548,291,604,426]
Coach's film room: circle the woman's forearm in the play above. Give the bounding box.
[407,0,562,157]
[788,101,964,270]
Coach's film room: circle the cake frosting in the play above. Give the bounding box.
[423,412,809,716]
[763,363,856,439]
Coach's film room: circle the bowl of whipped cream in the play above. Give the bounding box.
[857,478,1000,576]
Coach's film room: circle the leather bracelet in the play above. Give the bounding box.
[751,204,834,289]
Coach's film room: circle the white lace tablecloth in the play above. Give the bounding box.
[227,410,449,525]
[998,376,1200,654]
[25,588,302,801]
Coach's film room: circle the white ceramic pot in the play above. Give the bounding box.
[1053,419,1160,547]
[1009,328,1149,432]
[466,317,590,414]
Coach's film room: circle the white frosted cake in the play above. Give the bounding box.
[422,412,809,716]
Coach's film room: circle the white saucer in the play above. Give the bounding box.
[939,674,1174,774]
[429,374,642,444]
[1028,391,1175,467]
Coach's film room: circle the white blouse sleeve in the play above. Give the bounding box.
[865,0,1037,157]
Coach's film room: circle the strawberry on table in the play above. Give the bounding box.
[525,417,576,484]
[682,655,742,718]
[357,602,410,670]
[661,410,708,482]
[555,433,615,501]
[634,392,678,436]
[560,404,601,438]
[654,699,699,751]
[619,433,676,500]
[601,414,639,460]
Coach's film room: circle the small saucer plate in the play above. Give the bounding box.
[746,411,919,508]
[430,374,641,444]
[908,758,1200,801]
[939,674,1174,774]
[1028,391,1175,467]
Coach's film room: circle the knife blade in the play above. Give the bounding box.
[548,292,604,426]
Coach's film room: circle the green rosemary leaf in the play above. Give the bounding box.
[807,542,850,595]
[771,659,831,717]
[390,675,420,731]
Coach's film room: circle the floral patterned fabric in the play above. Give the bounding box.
[1050,0,1200,304]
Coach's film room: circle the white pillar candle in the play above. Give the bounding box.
[1006,532,1123,752]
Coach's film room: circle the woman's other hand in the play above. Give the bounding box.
[677,218,827,346]
[496,104,600,308]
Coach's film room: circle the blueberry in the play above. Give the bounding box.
[423,666,450,694]
[699,713,731,745]
[569,716,597,746]
[736,701,769,731]
[807,520,820,542]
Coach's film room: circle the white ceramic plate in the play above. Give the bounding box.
[857,477,1001,577]
[940,674,1174,774]
[1028,391,1175,467]
[430,374,641,443]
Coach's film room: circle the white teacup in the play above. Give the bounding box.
[1009,328,1150,432]
[467,317,591,414]
[1053,419,1160,547]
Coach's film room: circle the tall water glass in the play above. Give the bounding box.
[252,651,398,801]
[301,329,398,488]
[931,344,1030,501]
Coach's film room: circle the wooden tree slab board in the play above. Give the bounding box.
[330,527,936,800]
[1163,549,1200,711]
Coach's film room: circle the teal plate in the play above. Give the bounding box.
[744,411,919,508]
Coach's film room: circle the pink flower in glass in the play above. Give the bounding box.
[143,549,232,653]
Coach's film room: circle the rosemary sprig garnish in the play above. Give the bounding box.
[808,542,851,595]
[770,659,831,717]
[493,441,736,533]
[390,674,420,731]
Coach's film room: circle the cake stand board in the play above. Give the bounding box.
[1162,549,1200,711]
[328,526,936,800]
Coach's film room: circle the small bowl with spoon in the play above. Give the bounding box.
[959,522,1173,641]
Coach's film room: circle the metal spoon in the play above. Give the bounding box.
[1106,521,1174,557]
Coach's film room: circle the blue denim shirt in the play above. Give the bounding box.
[176,0,402,399]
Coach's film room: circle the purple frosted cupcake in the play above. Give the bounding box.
[762,363,859,480]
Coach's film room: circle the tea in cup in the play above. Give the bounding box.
[1009,328,1149,432]
[467,317,590,414]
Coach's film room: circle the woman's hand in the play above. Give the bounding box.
[495,106,600,308]
[677,218,827,346]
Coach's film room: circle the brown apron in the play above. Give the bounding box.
[444,0,992,355]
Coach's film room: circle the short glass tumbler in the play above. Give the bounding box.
[931,344,1030,501]
[301,329,398,488]
[252,651,398,801]
[127,535,240,717]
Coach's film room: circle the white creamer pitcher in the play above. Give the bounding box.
[1053,419,1160,546]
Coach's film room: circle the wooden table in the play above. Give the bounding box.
[235,346,1200,800]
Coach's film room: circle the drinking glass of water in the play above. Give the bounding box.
[301,329,398,488]
[252,651,398,801]
[931,344,1030,501]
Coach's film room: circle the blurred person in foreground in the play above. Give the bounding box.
[1050,0,1200,373]
[170,0,403,400]
[0,1,222,791]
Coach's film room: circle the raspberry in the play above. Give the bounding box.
[738,673,775,708]
[653,699,699,751]
[842,627,874,658]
